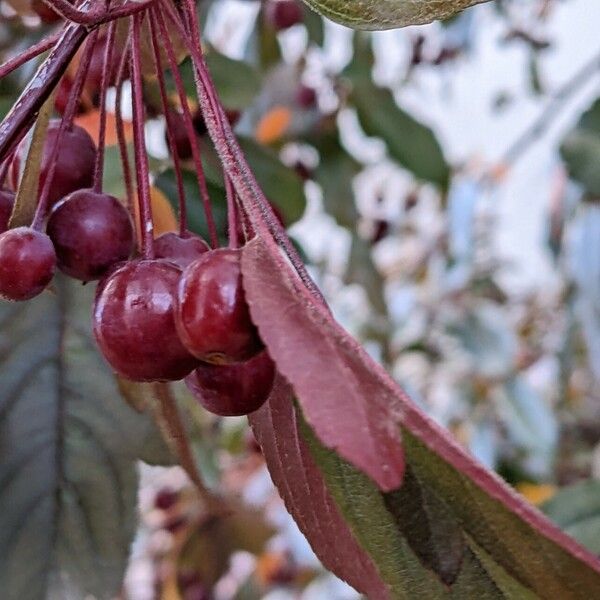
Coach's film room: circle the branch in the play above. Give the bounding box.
[151,383,227,516]
[0,24,87,164]
[493,47,600,175]
[0,31,61,80]
[42,0,155,25]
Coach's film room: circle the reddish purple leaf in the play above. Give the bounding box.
[242,239,405,492]
[249,376,391,599]
[241,236,600,596]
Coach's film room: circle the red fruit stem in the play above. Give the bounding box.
[147,14,188,236]
[130,14,155,259]
[0,31,61,80]
[164,0,326,305]
[31,29,99,231]
[114,34,134,215]
[225,176,239,248]
[92,20,117,194]
[0,23,87,165]
[42,0,155,26]
[151,8,218,248]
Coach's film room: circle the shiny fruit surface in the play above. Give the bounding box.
[93,259,199,381]
[176,248,263,363]
[47,189,134,281]
[185,351,275,416]
[0,227,56,301]
[154,232,210,270]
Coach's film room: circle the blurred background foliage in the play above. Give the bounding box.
[1,0,600,598]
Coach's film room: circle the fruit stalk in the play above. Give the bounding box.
[162,0,326,305]
[147,11,189,237]
[0,23,87,164]
[114,33,134,215]
[31,29,100,230]
[150,7,218,247]
[129,13,155,258]
[92,20,117,194]
[0,31,61,80]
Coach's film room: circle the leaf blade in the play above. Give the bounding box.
[301,0,488,30]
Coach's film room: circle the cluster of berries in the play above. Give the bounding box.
[0,118,274,417]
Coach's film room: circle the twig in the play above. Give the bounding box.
[152,383,227,516]
[493,47,600,173]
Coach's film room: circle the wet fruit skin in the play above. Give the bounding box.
[0,227,56,301]
[46,189,135,281]
[154,232,210,270]
[0,189,15,234]
[185,351,275,416]
[93,260,199,382]
[10,120,97,207]
[265,0,303,30]
[176,248,263,364]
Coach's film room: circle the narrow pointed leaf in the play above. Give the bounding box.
[242,239,405,492]
[241,235,600,597]
[249,378,392,599]
[542,480,600,555]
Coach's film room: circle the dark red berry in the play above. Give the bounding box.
[176,248,263,363]
[265,0,303,30]
[46,189,134,281]
[0,227,56,301]
[296,85,317,109]
[166,110,193,160]
[93,260,199,382]
[54,76,83,116]
[178,572,212,600]
[225,110,241,127]
[0,189,15,234]
[154,232,210,270]
[185,351,275,417]
[11,120,96,207]
[85,35,121,92]
[154,487,179,511]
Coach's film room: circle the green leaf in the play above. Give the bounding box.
[204,50,262,110]
[303,4,325,46]
[313,132,360,228]
[178,51,261,111]
[350,81,450,188]
[238,136,307,223]
[542,480,600,555]
[252,384,588,598]
[560,98,600,196]
[244,237,600,597]
[0,278,171,600]
[300,0,487,30]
